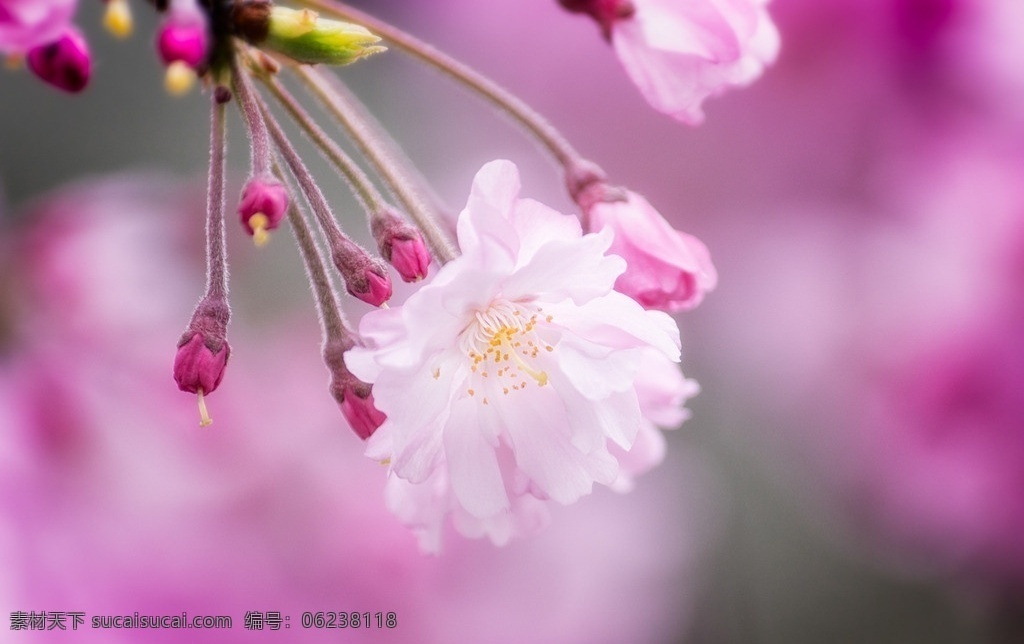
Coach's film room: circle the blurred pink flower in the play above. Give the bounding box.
[0,174,712,643]
[24,26,90,93]
[601,0,780,124]
[704,132,1024,598]
[0,0,76,54]
[348,160,686,548]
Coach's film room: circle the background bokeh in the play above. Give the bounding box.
[3,0,1024,642]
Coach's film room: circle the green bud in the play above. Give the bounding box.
[264,7,386,65]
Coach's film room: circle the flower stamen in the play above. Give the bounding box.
[165,60,197,96]
[103,0,134,39]
[197,387,213,427]
[248,213,270,247]
[461,301,551,394]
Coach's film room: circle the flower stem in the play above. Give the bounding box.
[255,87,348,249]
[293,65,457,263]
[230,55,273,177]
[274,162,352,345]
[295,0,585,170]
[253,61,384,214]
[205,85,229,300]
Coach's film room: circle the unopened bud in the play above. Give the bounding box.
[338,384,386,440]
[238,176,289,246]
[157,17,208,68]
[26,29,91,93]
[324,338,385,439]
[260,6,387,66]
[330,237,393,306]
[173,296,231,426]
[173,331,230,395]
[371,210,431,282]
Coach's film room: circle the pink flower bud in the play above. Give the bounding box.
[388,236,431,282]
[330,237,393,307]
[371,210,431,282]
[338,384,386,440]
[584,188,717,312]
[26,28,90,93]
[173,296,231,426]
[355,269,393,308]
[324,337,386,440]
[173,331,230,395]
[237,177,289,246]
[157,18,208,67]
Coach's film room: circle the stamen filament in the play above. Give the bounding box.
[197,388,213,427]
[511,350,548,386]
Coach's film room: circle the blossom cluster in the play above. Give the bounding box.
[1,0,777,548]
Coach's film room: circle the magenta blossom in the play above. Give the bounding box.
[564,0,780,124]
[172,331,229,395]
[0,0,76,54]
[25,27,90,93]
[156,12,209,68]
[237,175,288,245]
[584,188,717,312]
[347,160,685,549]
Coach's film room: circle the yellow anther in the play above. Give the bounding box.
[103,0,133,39]
[164,61,197,96]
[248,212,270,247]
[5,55,23,70]
[197,388,213,427]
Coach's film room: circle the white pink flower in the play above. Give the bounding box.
[347,160,687,548]
[568,0,781,124]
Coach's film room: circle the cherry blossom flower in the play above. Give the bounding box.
[562,0,780,124]
[384,347,699,551]
[0,174,710,644]
[347,160,686,547]
[0,0,76,54]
